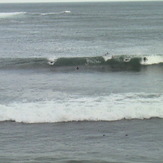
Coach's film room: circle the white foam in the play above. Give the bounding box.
[0,93,163,123]
[40,12,57,16]
[63,11,71,14]
[102,55,113,61]
[47,57,58,66]
[102,51,120,61]
[41,11,71,16]
[0,12,26,19]
[141,55,163,65]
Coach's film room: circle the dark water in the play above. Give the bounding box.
[0,2,163,162]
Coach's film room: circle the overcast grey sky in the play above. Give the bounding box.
[0,0,160,3]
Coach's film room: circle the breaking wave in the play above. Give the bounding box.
[0,12,26,19]
[0,55,162,72]
[40,10,71,16]
[0,10,70,19]
[0,93,163,123]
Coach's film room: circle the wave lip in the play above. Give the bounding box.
[0,12,26,19]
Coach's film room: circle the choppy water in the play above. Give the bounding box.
[0,2,163,162]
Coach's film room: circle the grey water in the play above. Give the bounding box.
[1,119,163,163]
[0,2,163,162]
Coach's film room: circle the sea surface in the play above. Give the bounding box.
[0,2,163,163]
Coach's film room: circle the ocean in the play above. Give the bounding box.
[0,1,163,162]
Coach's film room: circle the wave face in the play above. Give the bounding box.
[0,93,162,123]
[0,55,163,72]
[0,58,48,70]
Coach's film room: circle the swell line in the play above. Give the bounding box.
[0,55,162,72]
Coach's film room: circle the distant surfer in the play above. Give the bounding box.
[143,57,147,62]
[103,52,114,61]
[105,52,109,56]
[76,66,79,70]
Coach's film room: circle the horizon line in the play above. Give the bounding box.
[0,0,162,4]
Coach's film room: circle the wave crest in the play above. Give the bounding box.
[40,10,71,16]
[0,12,26,19]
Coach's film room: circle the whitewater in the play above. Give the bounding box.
[0,93,163,123]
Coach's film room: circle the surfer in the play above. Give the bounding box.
[105,52,109,56]
[143,57,147,62]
